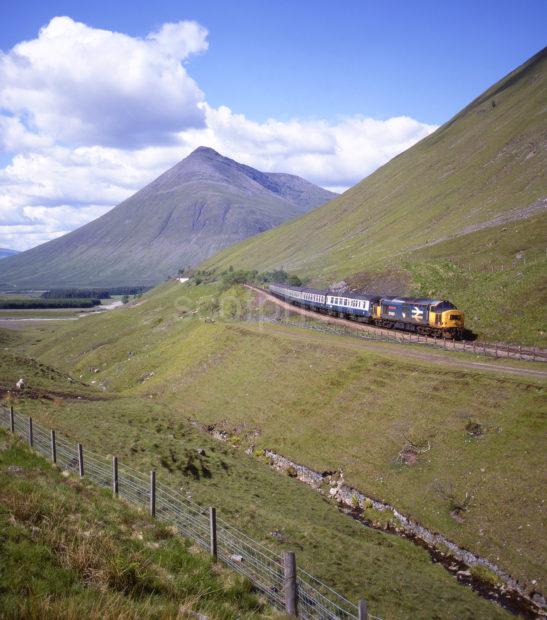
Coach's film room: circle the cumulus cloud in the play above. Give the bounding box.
[191,105,436,190]
[0,17,438,251]
[0,16,207,148]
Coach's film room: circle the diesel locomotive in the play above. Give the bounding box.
[269,283,464,339]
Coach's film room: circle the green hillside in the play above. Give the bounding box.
[0,430,265,619]
[203,49,547,345]
[4,280,545,617]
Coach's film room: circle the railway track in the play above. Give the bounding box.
[247,286,547,363]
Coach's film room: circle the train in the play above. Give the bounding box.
[268,283,465,339]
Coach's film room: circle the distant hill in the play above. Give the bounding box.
[0,248,18,260]
[204,49,547,344]
[0,147,336,289]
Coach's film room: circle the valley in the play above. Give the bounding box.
[2,279,545,618]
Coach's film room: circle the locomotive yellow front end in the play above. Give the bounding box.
[441,309,464,336]
[428,302,465,338]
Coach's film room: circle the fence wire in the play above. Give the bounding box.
[0,405,373,619]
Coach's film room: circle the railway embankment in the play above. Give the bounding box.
[247,285,547,367]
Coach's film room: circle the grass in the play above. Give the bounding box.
[201,49,547,345]
[0,430,267,619]
[2,280,545,617]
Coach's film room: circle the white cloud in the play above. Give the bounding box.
[0,16,207,148]
[193,105,436,188]
[0,17,438,252]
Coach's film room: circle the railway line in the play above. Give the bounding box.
[246,285,547,364]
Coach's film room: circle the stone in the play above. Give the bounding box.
[457,570,471,578]
[196,448,206,456]
[230,554,244,563]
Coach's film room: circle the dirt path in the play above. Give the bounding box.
[246,286,547,380]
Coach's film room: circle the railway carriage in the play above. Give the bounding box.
[268,283,464,339]
[269,284,326,309]
[325,292,379,320]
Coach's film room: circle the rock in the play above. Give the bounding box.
[7,465,24,474]
[196,448,206,456]
[329,487,338,496]
[16,378,24,390]
[531,592,546,607]
[269,530,287,542]
[230,554,243,563]
[457,570,471,578]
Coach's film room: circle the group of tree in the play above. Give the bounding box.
[178,266,303,289]
[41,286,150,299]
[0,298,102,309]
[220,267,303,289]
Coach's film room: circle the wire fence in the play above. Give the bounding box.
[0,404,379,620]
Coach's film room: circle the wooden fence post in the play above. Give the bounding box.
[9,406,14,433]
[209,507,217,560]
[50,430,57,464]
[112,456,118,497]
[149,470,156,517]
[77,443,84,477]
[28,417,33,447]
[284,551,298,617]
[358,599,368,620]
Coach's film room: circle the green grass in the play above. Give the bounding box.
[3,280,545,617]
[202,50,547,345]
[0,430,267,619]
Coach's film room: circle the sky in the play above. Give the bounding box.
[1,0,545,251]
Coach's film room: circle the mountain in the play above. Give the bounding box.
[204,49,547,344]
[0,147,336,289]
[0,248,19,260]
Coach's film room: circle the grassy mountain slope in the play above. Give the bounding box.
[0,430,265,619]
[0,147,336,290]
[203,49,547,344]
[4,280,545,616]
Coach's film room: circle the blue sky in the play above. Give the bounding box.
[3,0,545,125]
[0,1,545,251]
